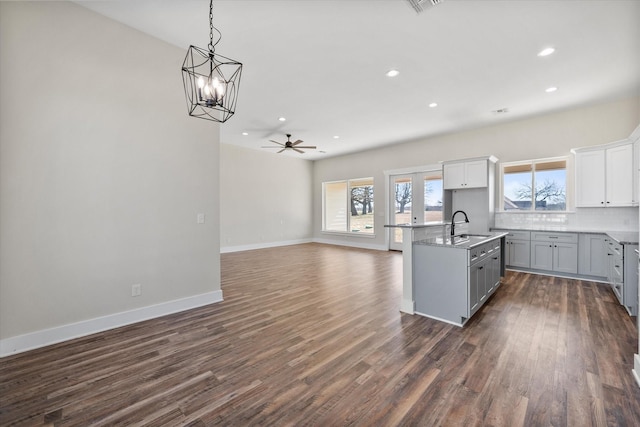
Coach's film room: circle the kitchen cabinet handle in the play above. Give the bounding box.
[615,265,620,268]
[549,236,558,239]
[479,266,484,270]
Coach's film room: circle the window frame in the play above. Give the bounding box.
[322,177,375,236]
[500,156,570,213]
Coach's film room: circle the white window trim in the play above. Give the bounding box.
[499,155,572,213]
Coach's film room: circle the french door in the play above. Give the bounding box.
[389,171,443,251]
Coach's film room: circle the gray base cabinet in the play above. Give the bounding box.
[500,230,530,269]
[530,232,578,275]
[414,237,503,326]
[605,238,624,304]
[507,238,530,268]
[530,241,553,271]
[578,234,608,278]
[604,238,638,316]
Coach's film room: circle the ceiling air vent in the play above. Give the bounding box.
[404,0,446,14]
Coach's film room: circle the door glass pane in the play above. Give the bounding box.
[393,177,412,244]
[424,174,443,223]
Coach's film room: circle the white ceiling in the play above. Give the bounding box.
[76,0,640,160]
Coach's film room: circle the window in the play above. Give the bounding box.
[323,178,374,234]
[502,158,567,211]
[423,171,443,222]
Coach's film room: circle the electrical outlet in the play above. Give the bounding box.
[197,213,205,224]
[132,283,141,297]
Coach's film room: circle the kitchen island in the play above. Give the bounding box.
[385,223,506,325]
[413,232,507,326]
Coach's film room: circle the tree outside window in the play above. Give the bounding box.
[503,159,567,211]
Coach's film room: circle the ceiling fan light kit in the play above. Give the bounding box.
[181,0,242,123]
[261,134,317,154]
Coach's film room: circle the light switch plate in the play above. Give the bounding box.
[131,283,141,297]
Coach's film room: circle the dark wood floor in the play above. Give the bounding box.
[1,243,639,426]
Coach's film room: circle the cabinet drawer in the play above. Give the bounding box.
[470,242,495,265]
[531,232,578,243]
[612,254,623,279]
[501,230,530,241]
[606,239,623,256]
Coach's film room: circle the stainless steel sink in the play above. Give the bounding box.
[453,238,470,245]
[456,233,490,238]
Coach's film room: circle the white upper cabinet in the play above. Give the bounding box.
[575,150,606,207]
[605,144,634,206]
[443,159,488,189]
[573,141,635,207]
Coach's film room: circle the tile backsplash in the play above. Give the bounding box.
[495,207,638,232]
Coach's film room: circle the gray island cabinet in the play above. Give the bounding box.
[413,234,505,326]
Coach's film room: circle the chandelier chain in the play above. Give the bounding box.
[208,0,222,52]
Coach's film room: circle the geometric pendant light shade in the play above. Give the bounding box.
[181,0,242,123]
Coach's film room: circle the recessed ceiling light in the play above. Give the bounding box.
[538,47,555,57]
[386,69,399,77]
[333,135,340,139]
[545,86,558,93]
[242,132,248,136]
[278,117,286,122]
[429,102,438,108]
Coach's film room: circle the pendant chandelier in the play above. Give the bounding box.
[181,0,242,123]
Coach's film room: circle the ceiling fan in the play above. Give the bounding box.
[261,134,316,154]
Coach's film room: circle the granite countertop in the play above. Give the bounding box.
[492,226,638,245]
[414,231,508,249]
[384,221,448,229]
[605,231,639,245]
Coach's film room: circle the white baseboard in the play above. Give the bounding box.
[312,238,387,251]
[0,290,223,358]
[400,298,415,315]
[221,238,387,254]
[414,310,464,327]
[220,238,312,253]
[634,354,640,388]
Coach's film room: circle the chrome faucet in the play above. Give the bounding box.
[450,210,469,236]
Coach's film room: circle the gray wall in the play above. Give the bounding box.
[313,96,640,249]
[0,2,221,346]
[220,143,313,252]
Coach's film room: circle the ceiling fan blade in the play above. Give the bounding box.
[261,146,281,148]
[277,148,286,153]
[295,145,316,149]
[269,140,285,146]
[291,139,304,146]
[292,148,305,154]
